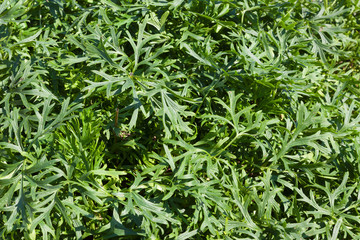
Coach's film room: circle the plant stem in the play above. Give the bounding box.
[114,108,119,144]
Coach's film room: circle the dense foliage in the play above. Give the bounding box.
[1,0,360,239]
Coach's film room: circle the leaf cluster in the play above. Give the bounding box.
[1,0,360,239]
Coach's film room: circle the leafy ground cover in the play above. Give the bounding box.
[1,0,360,239]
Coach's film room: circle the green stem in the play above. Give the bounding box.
[213,131,254,158]
[114,108,119,144]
